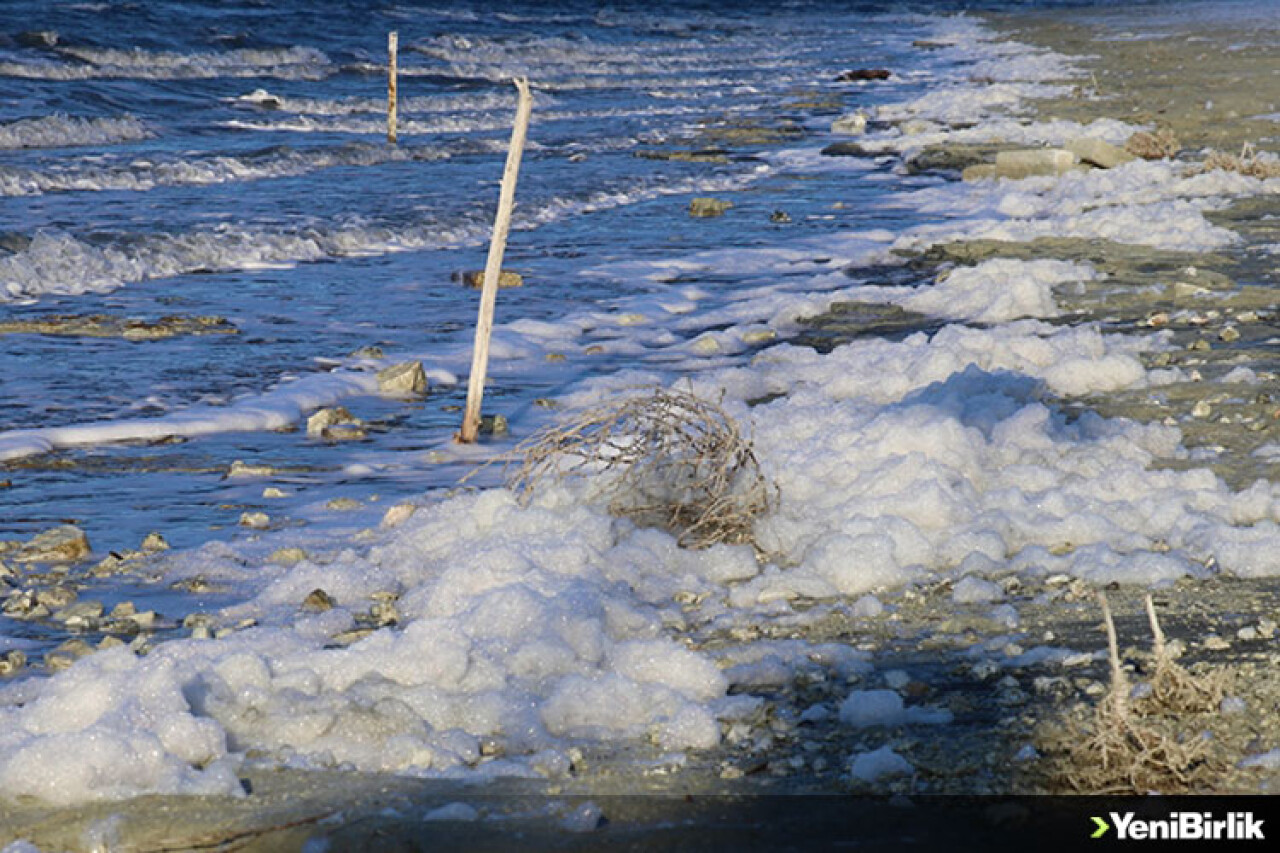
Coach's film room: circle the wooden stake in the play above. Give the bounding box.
[459,77,533,443]
[387,31,398,144]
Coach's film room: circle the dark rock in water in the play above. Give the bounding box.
[457,269,523,288]
[905,143,1007,174]
[0,232,32,256]
[770,210,792,224]
[820,142,868,157]
[836,68,891,82]
[16,30,58,48]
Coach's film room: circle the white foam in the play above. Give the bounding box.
[0,114,152,149]
[0,370,378,461]
[0,46,333,81]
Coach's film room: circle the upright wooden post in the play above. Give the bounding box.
[387,31,398,144]
[459,77,533,443]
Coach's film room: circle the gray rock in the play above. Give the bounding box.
[1066,137,1136,169]
[15,525,90,564]
[377,361,428,396]
[820,141,868,157]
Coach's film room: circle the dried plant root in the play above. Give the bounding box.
[507,387,776,550]
[1138,594,1230,715]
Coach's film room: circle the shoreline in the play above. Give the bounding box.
[4,6,1280,850]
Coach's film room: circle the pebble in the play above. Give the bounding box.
[240,511,270,529]
[141,532,169,552]
[1191,400,1213,418]
[0,650,26,676]
[326,497,362,511]
[227,460,276,478]
[270,547,308,566]
[381,503,416,528]
[263,487,288,498]
[1203,635,1231,651]
[689,197,732,218]
[1219,326,1241,342]
[302,588,337,613]
[1189,339,1211,351]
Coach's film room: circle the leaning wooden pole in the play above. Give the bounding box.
[459,77,532,443]
[387,31,398,144]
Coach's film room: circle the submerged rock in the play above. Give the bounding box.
[821,142,868,157]
[836,68,891,81]
[689,197,733,218]
[457,269,524,289]
[831,113,868,135]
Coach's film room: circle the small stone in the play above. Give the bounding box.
[1189,339,1211,352]
[307,406,363,438]
[1065,137,1136,169]
[227,460,276,478]
[1237,311,1259,323]
[0,650,27,676]
[36,586,77,609]
[479,414,508,436]
[690,335,721,355]
[820,141,867,157]
[741,329,777,345]
[381,503,416,528]
[140,532,169,552]
[326,497,361,511]
[377,361,428,396]
[1203,635,1231,651]
[831,113,867,135]
[689,197,732,218]
[270,547,308,566]
[98,636,126,651]
[262,487,288,499]
[769,210,792,224]
[54,600,103,629]
[303,588,337,613]
[836,68,891,82]
[1237,626,1259,641]
[719,765,745,780]
[331,628,374,646]
[459,269,523,289]
[583,344,605,355]
[545,353,567,362]
[46,638,93,671]
[1191,400,1213,419]
[240,511,270,529]
[1219,326,1241,342]
[1145,312,1170,327]
[371,599,399,627]
[349,345,384,359]
[15,525,91,564]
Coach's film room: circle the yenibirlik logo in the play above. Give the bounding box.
[1091,812,1265,841]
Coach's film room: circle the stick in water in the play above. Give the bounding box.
[387,31,398,144]
[459,77,533,443]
